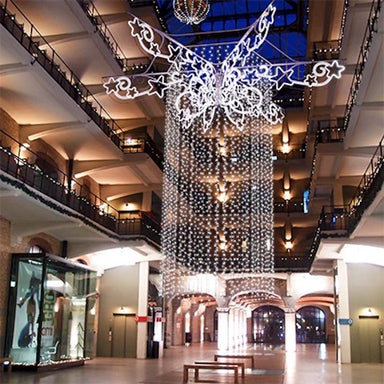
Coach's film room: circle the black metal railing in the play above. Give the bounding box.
[313,40,341,60]
[77,0,154,74]
[77,0,125,63]
[274,200,304,213]
[308,135,384,266]
[309,119,346,189]
[316,119,346,144]
[343,0,381,132]
[0,0,164,169]
[274,252,311,272]
[121,133,164,170]
[0,0,124,148]
[0,131,161,246]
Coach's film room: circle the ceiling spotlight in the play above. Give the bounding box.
[173,0,210,25]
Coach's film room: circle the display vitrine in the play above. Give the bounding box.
[5,254,97,370]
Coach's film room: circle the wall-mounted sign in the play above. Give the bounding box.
[358,315,379,319]
[339,318,353,325]
[135,316,148,322]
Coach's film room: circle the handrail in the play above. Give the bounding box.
[0,0,123,148]
[343,0,381,132]
[1,0,164,168]
[308,136,384,266]
[313,39,340,60]
[349,135,384,214]
[0,130,161,246]
[309,119,346,192]
[77,0,153,74]
[76,0,126,63]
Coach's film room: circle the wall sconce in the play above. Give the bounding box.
[359,307,379,319]
[282,143,291,154]
[219,241,227,251]
[218,144,227,157]
[216,182,229,203]
[218,192,228,203]
[284,189,291,201]
[285,240,293,251]
[125,203,130,209]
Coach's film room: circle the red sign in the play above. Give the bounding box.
[135,316,148,322]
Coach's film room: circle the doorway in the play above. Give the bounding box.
[112,314,137,358]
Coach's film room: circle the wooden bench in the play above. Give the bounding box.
[195,361,245,378]
[0,357,12,372]
[214,354,255,369]
[183,363,239,383]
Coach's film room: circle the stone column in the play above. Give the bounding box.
[285,311,296,352]
[336,259,351,363]
[136,261,149,359]
[217,307,230,351]
[0,218,12,356]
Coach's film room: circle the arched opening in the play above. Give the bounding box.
[296,306,326,343]
[27,237,52,254]
[252,305,285,344]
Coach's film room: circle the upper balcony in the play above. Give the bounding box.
[0,0,164,170]
[0,130,161,251]
[309,135,384,273]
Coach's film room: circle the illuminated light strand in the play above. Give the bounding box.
[104,5,345,134]
[105,3,346,300]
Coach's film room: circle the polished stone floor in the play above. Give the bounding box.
[1,343,383,383]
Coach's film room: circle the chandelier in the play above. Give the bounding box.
[173,0,210,25]
[104,4,345,298]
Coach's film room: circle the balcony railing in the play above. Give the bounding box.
[121,133,164,170]
[77,0,155,74]
[308,135,384,266]
[0,0,124,148]
[343,0,381,132]
[0,131,161,247]
[274,200,304,213]
[76,0,125,65]
[274,252,311,272]
[0,0,164,169]
[313,40,341,61]
[309,119,346,188]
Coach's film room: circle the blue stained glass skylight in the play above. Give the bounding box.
[153,0,309,106]
[155,0,309,63]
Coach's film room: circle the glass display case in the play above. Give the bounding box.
[5,253,97,370]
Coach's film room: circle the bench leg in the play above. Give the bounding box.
[234,367,238,384]
[194,367,199,381]
[183,367,188,383]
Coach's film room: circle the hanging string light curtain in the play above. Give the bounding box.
[103,3,345,299]
[161,54,275,297]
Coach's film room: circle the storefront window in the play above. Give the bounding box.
[296,306,326,343]
[5,254,97,370]
[252,305,285,344]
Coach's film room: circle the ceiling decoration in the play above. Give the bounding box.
[173,0,210,25]
[104,3,345,299]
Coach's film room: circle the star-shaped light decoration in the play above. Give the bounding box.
[104,3,345,133]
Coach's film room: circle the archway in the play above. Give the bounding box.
[252,305,285,344]
[296,306,326,343]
